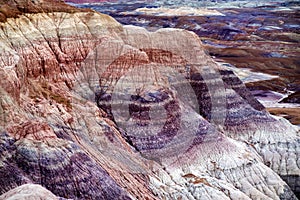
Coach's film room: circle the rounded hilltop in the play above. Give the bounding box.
[0,0,92,22]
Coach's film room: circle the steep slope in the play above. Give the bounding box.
[0,0,299,199]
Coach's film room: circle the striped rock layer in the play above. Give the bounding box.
[0,0,299,199]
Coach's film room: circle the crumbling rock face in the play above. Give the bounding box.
[0,1,299,199]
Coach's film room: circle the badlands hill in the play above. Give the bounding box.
[0,0,299,199]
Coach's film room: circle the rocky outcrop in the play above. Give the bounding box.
[0,132,132,199]
[0,184,64,200]
[0,0,299,199]
[104,2,300,126]
[0,0,89,23]
[280,91,300,104]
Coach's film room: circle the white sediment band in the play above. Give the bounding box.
[121,7,225,16]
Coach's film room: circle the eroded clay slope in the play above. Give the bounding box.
[0,1,299,199]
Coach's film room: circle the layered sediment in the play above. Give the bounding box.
[0,0,299,199]
[96,1,300,126]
